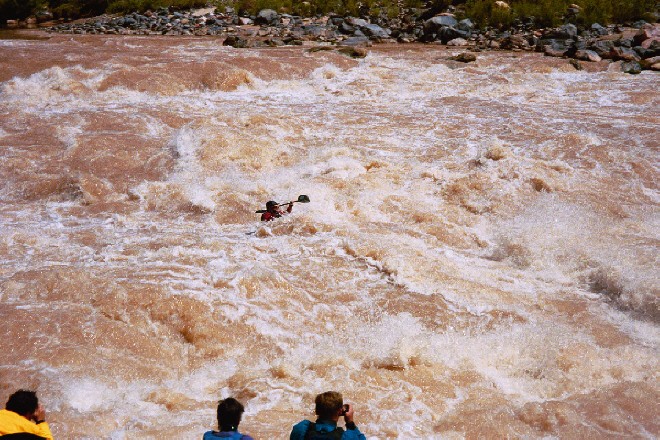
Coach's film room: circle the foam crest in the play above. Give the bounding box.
[489,195,659,318]
[354,312,427,370]
[2,66,94,106]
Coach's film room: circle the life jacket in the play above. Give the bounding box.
[304,423,344,440]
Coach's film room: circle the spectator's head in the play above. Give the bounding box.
[5,390,39,417]
[217,397,244,432]
[315,391,343,420]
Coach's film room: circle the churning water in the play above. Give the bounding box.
[0,34,658,439]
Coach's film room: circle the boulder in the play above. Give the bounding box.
[451,52,477,62]
[223,36,249,48]
[591,23,608,36]
[610,46,641,61]
[621,61,642,74]
[338,21,355,34]
[346,17,369,28]
[361,23,389,39]
[544,44,566,57]
[640,55,660,69]
[575,49,601,62]
[447,38,469,46]
[549,24,578,39]
[457,19,474,32]
[589,40,615,58]
[341,36,370,46]
[425,15,458,29]
[569,59,582,70]
[255,9,278,25]
[500,34,530,50]
[337,46,368,58]
[641,37,660,50]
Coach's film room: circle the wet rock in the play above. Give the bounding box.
[6,20,18,29]
[575,49,601,62]
[569,59,582,70]
[621,61,642,74]
[337,46,368,58]
[223,36,249,48]
[451,52,477,63]
[610,46,641,62]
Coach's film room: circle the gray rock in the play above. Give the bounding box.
[342,36,370,46]
[544,24,578,40]
[640,55,660,69]
[611,46,641,61]
[255,9,278,25]
[544,44,566,57]
[346,17,369,28]
[223,36,249,48]
[589,40,615,58]
[361,23,389,39]
[339,21,355,34]
[447,38,469,46]
[457,19,474,32]
[621,61,642,74]
[569,59,582,70]
[426,15,458,28]
[575,49,601,62]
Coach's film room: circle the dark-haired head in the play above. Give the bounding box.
[5,390,38,416]
[315,391,343,420]
[217,397,244,432]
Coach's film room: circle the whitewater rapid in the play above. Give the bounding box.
[0,34,658,439]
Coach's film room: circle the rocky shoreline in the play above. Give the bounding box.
[13,6,660,73]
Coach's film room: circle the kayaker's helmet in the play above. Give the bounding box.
[266,201,278,209]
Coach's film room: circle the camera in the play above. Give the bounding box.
[341,404,349,416]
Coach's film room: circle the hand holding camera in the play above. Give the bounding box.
[341,403,354,423]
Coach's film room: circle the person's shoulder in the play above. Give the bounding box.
[292,419,312,428]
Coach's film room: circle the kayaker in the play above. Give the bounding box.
[260,200,293,222]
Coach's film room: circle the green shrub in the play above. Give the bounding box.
[465,0,514,29]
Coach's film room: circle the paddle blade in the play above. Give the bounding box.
[297,195,310,203]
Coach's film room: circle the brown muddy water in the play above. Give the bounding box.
[0,33,658,439]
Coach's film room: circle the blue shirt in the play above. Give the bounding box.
[289,419,366,440]
[203,430,254,440]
